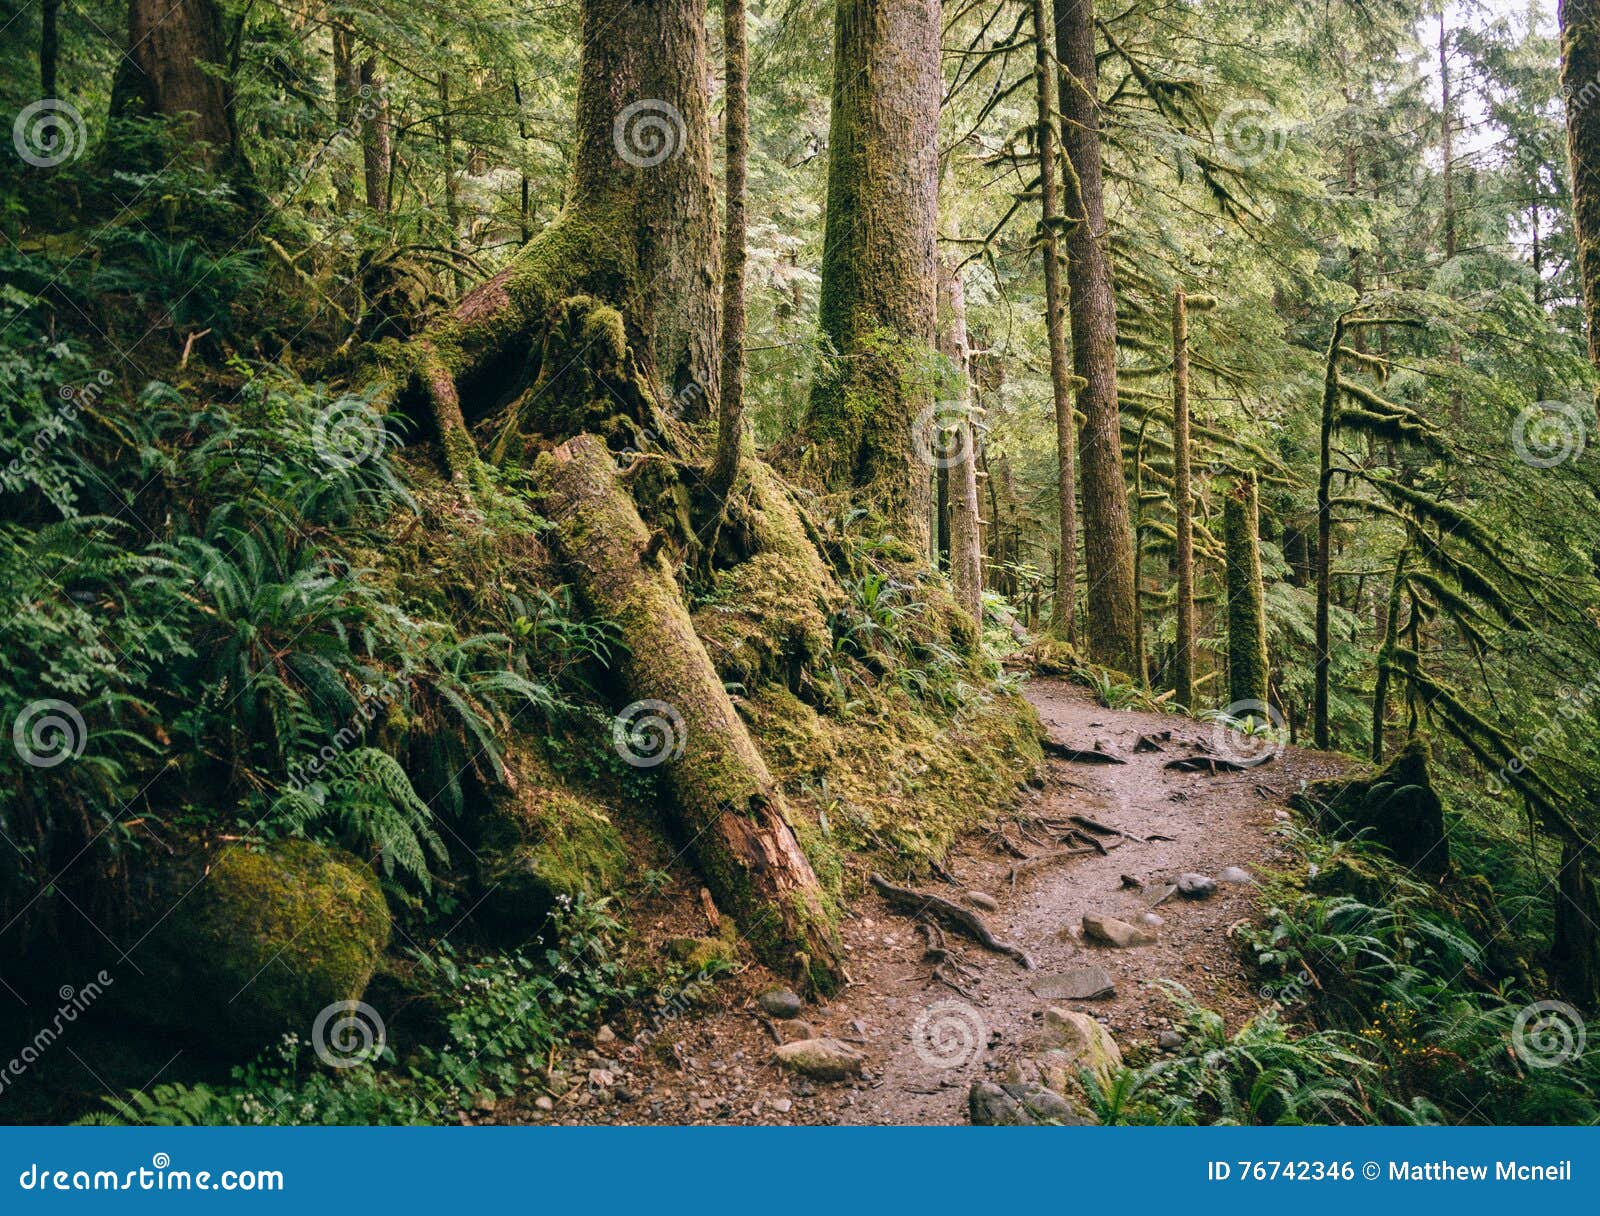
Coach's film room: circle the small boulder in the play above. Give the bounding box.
[774,1037,864,1082]
[1176,872,1217,899]
[1158,1029,1184,1051]
[968,1080,1087,1126]
[1037,1008,1123,1089]
[965,890,1000,912]
[1030,965,1115,1001]
[758,987,804,1020]
[1082,912,1155,947]
[1218,866,1254,885]
[1140,912,1165,928]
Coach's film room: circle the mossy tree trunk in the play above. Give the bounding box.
[1030,0,1078,641]
[111,0,237,166]
[1312,318,1344,748]
[808,0,941,540]
[1370,543,1407,763]
[710,0,749,499]
[332,25,361,213]
[360,55,392,213]
[1224,473,1268,711]
[1171,289,1195,709]
[1056,0,1137,674]
[1555,841,1600,1006]
[1562,0,1600,383]
[533,436,845,992]
[937,258,985,622]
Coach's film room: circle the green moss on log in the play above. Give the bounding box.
[1223,473,1269,709]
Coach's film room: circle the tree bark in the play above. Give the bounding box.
[1371,544,1407,764]
[1171,289,1195,709]
[937,259,985,623]
[1223,473,1268,710]
[1031,0,1078,641]
[1562,0,1600,382]
[808,0,941,540]
[711,0,749,499]
[359,56,391,213]
[534,436,845,992]
[40,0,60,98]
[111,0,237,165]
[1312,319,1344,748]
[332,25,360,213]
[1056,0,1137,673]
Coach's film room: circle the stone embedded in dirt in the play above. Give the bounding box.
[1140,912,1164,928]
[770,1097,793,1115]
[1158,1029,1184,1051]
[595,1024,617,1045]
[968,1080,1088,1126]
[534,1095,554,1112]
[1082,911,1156,947]
[965,890,1000,912]
[1030,965,1116,1001]
[1176,872,1217,899]
[758,987,804,1019]
[774,1037,865,1082]
[1218,866,1254,885]
[1036,1008,1124,1089]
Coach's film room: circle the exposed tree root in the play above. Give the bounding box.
[871,873,1035,968]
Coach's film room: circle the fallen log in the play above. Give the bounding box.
[871,873,1035,968]
[534,434,844,993]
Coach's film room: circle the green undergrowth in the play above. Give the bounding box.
[1088,803,1600,1125]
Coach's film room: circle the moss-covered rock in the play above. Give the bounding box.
[474,749,630,945]
[135,840,389,1049]
[1292,737,1447,875]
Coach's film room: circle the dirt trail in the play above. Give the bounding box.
[512,678,1346,1126]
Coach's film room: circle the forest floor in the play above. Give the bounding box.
[500,678,1349,1126]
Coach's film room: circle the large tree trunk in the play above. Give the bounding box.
[1056,0,1137,673]
[808,0,941,539]
[1562,0,1600,382]
[1031,0,1078,641]
[1223,473,1268,710]
[110,0,236,165]
[534,436,845,991]
[1171,290,1195,709]
[937,259,985,622]
[711,0,749,498]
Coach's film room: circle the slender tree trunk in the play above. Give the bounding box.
[1562,0,1600,382]
[1371,544,1407,764]
[111,0,236,165]
[1172,289,1195,709]
[332,25,360,212]
[1056,0,1137,672]
[937,259,985,623]
[1223,473,1268,710]
[710,0,748,499]
[1313,320,1345,749]
[1440,16,1457,262]
[1131,419,1148,684]
[808,0,941,540]
[40,0,60,97]
[1031,0,1078,641]
[359,56,391,213]
[439,72,465,295]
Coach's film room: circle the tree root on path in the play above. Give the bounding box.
[1005,848,1096,890]
[1042,739,1127,764]
[871,873,1035,968]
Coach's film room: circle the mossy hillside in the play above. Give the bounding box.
[133,840,389,1049]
